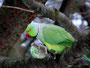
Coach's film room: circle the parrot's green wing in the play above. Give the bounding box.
[43,25,74,46]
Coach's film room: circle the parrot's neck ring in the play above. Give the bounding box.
[36,23,39,37]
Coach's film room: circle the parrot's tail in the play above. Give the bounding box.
[83,55,90,61]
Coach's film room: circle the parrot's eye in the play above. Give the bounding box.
[29,29,31,31]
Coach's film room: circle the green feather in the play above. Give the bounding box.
[43,25,74,44]
[26,23,75,53]
[37,23,75,53]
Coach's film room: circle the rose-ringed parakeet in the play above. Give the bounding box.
[25,21,74,54]
[25,21,89,61]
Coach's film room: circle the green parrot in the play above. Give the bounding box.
[26,22,89,61]
[25,22,74,54]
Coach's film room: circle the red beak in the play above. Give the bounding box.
[25,33,29,39]
[25,33,32,39]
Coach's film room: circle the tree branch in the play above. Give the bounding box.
[0,33,89,68]
[1,5,34,13]
[0,55,57,68]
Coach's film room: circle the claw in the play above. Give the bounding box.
[38,44,48,55]
[44,47,47,54]
[31,42,34,46]
[38,45,40,49]
[54,55,56,59]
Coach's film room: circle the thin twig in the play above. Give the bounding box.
[1,5,34,13]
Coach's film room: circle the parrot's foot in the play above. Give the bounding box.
[31,42,48,55]
[54,52,58,55]
[31,42,34,46]
[49,50,58,59]
[49,50,57,54]
[53,52,57,59]
[54,55,56,59]
[38,44,48,55]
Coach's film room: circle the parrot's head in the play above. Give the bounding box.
[25,22,38,38]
